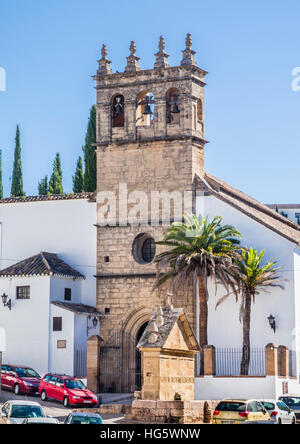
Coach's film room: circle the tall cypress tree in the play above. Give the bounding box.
[11,125,25,197]
[73,156,84,193]
[49,153,63,195]
[38,175,48,195]
[83,105,96,192]
[0,150,3,199]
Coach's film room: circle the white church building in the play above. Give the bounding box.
[0,193,99,377]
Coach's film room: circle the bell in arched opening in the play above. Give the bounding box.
[166,88,180,124]
[112,94,125,127]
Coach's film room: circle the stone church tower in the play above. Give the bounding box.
[93,35,207,392]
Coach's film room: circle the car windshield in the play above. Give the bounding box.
[15,367,40,378]
[216,402,246,412]
[280,397,300,407]
[72,416,103,424]
[10,405,45,418]
[261,402,275,410]
[64,379,86,389]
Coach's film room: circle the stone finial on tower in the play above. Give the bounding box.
[180,33,197,67]
[97,44,112,75]
[125,41,141,72]
[154,36,169,69]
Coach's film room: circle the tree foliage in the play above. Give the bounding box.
[83,106,96,192]
[48,153,63,195]
[73,156,84,193]
[11,125,25,197]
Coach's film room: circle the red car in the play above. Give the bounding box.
[38,373,98,407]
[0,364,41,395]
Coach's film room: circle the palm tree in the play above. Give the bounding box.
[217,248,285,375]
[154,214,241,374]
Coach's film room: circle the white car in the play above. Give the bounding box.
[0,400,47,424]
[22,417,59,424]
[261,399,296,424]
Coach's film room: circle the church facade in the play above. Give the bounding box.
[93,35,300,397]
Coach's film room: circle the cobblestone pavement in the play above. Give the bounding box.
[0,389,128,423]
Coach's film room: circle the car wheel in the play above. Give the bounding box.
[14,384,20,395]
[292,417,296,424]
[41,390,48,401]
[277,418,282,424]
[63,396,69,407]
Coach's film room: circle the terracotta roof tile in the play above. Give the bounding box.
[0,252,85,279]
[196,173,300,246]
[0,192,95,204]
[51,301,101,315]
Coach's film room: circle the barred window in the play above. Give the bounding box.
[53,317,62,332]
[16,286,30,299]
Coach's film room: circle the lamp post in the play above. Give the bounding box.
[268,314,276,333]
[87,316,99,336]
[1,293,11,311]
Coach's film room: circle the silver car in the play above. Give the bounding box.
[261,399,296,424]
[278,395,300,422]
[0,400,47,424]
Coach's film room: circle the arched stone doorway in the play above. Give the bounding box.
[121,307,151,393]
[135,322,148,390]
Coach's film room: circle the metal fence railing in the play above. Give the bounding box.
[74,349,87,378]
[215,347,266,376]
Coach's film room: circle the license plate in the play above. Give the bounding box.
[83,401,92,403]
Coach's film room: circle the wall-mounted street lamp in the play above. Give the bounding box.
[1,293,11,311]
[86,316,99,336]
[268,314,276,333]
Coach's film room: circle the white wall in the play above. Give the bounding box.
[0,199,96,307]
[196,194,297,360]
[49,304,75,376]
[0,276,50,376]
[50,276,82,304]
[195,376,277,400]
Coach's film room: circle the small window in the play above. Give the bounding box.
[16,286,30,299]
[104,256,110,263]
[105,307,110,315]
[43,374,51,382]
[64,288,71,301]
[53,317,62,332]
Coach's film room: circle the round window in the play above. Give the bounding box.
[132,234,156,264]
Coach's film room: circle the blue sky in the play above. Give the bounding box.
[0,0,300,202]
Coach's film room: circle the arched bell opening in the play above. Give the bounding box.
[111,94,125,127]
[166,88,180,124]
[136,90,155,127]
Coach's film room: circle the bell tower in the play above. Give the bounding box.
[93,35,208,393]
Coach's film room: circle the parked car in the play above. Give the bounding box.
[0,401,47,424]
[64,412,103,424]
[261,399,296,424]
[212,399,270,424]
[0,364,41,395]
[38,373,98,407]
[278,395,300,421]
[21,417,60,424]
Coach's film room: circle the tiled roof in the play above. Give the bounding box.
[0,252,85,279]
[0,192,95,204]
[51,301,101,315]
[137,306,199,350]
[196,173,300,246]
